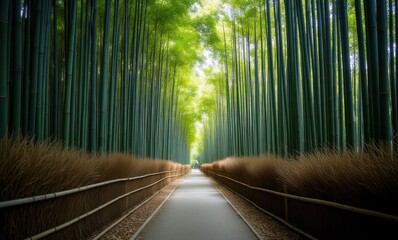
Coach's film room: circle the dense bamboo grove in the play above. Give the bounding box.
[0,0,203,164]
[2,0,398,165]
[200,0,398,163]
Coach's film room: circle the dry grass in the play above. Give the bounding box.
[204,155,285,190]
[201,144,398,215]
[279,145,398,214]
[1,137,98,200]
[0,137,190,239]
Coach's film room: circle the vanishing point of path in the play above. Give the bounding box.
[137,170,258,240]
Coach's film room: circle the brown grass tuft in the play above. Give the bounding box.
[201,144,398,214]
[0,137,190,239]
[204,155,286,190]
[0,137,100,200]
[201,145,398,238]
[278,145,398,213]
[245,155,286,190]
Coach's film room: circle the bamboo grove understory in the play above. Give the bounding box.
[0,0,203,164]
[200,0,398,163]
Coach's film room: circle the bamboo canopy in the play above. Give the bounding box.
[0,0,397,165]
[200,0,396,163]
[0,0,202,164]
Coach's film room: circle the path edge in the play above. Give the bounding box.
[129,179,182,240]
[214,184,263,240]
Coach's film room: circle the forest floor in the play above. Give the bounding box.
[91,170,299,240]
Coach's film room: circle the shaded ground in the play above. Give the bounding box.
[213,179,301,240]
[92,178,184,240]
[92,170,299,240]
[139,170,258,240]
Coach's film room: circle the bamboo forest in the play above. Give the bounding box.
[1,0,398,239]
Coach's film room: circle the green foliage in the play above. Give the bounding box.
[1,0,208,164]
[2,0,396,165]
[193,13,222,54]
[199,0,397,163]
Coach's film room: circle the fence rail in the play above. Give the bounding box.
[1,168,189,240]
[203,169,398,240]
[0,170,179,209]
[27,173,184,240]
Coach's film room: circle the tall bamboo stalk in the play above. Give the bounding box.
[0,0,9,138]
[99,0,111,152]
[63,0,77,147]
[377,0,392,142]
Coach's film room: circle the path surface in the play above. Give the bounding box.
[138,170,258,240]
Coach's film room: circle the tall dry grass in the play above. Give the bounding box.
[0,137,190,239]
[201,145,398,215]
[0,137,187,200]
[205,155,285,190]
[279,145,398,214]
